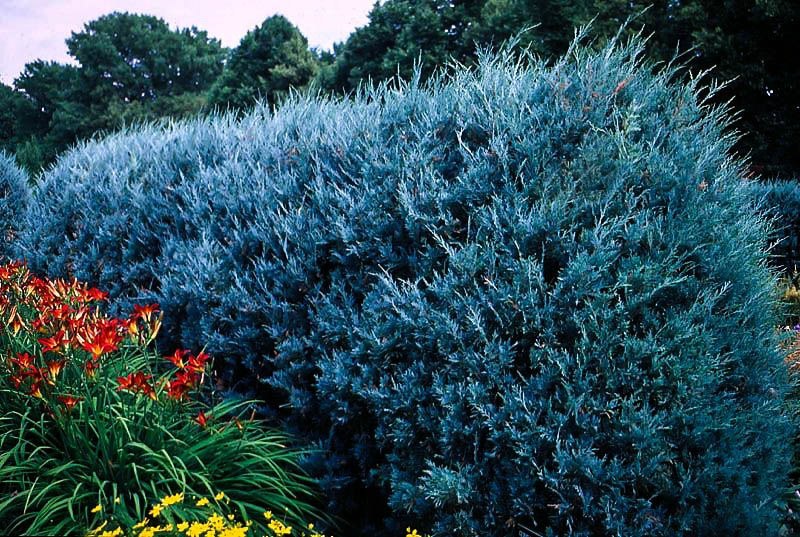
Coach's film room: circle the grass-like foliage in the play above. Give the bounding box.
[0,262,323,535]
[11,28,795,535]
[0,152,29,259]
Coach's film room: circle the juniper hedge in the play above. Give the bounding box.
[12,29,794,536]
[0,152,29,259]
[749,179,800,274]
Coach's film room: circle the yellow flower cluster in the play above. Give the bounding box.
[85,492,337,537]
[86,491,429,537]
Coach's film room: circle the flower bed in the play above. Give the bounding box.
[0,261,325,535]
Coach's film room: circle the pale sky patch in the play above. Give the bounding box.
[0,0,377,84]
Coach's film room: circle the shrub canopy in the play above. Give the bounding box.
[749,179,800,274]
[0,152,29,259]
[13,30,794,536]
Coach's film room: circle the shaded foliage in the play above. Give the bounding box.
[209,15,318,112]
[4,12,225,174]
[0,153,30,259]
[749,179,800,273]
[321,0,800,178]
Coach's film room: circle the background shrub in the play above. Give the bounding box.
[0,152,29,259]
[12,30,794,536]
[748,179,800,274]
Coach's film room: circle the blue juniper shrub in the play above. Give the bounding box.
[748,179,800,274]
[12,30,795,536]
[0,152,30,259]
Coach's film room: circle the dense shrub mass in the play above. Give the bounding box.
[0,153,29,258]
[748,179,800,273]
[13,31,794,536]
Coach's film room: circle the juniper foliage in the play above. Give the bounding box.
[749,180,800,274]
[13,30,794,536]
[0,153,29,258]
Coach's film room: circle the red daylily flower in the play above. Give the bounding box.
[186,352,210,374]
[29,381,43,399]
[78,322,122,358]
[165,349,190,369]
[195,411,209,427]
[47,359,65,380]
[39,329,68,354]
[132,303,159,323]
[57,394,82,411]
[166,370,199,401]
[10,352,35,371]
[84,359,99,378]
[117,371,157,399]
[81,287,108,303]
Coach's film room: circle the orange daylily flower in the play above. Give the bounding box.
[195,411,209,427]
[117,371,157,399]
[57,394,82,411]
[47,359,65,380]
[132,303,160,323]
[29,381,44,399]
[165,349,190,369]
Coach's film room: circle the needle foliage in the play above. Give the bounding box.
[12,28,795,536]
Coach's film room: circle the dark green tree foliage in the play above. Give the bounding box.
[0,153,30,258]
[13,33,793,535]
[0,84,23,155]
[12,60,82,170]
[68,13,224,99]
[65,12,225,133]
[319,0,484,92]
[324,0,800,177]
[4,12,225,174]
[208,15,318,111]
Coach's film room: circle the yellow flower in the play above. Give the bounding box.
[133,518,149,529]
[149,504,163,517]
[406,529,421,537]
[89,521,108,535]
[214,491,225,501]
[99,529,123,537]
[268,519,292,536]
[227,514,235,521]
[219,526,249,537]
[91,504,102,513]
[186,522,210,537]
[196,497,210,507]
[138,528,156,537]
[114,497,121,504]
[161,492,184,506]
[209,513,226,530]
[263,511,273,520]
[178,522,190,531]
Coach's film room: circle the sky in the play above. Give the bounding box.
[0,0,377,84]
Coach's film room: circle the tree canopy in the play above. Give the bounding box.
[3,3,798,178]
[320,0,800,178]
[208,15,319,111]
[4,12,225,173]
